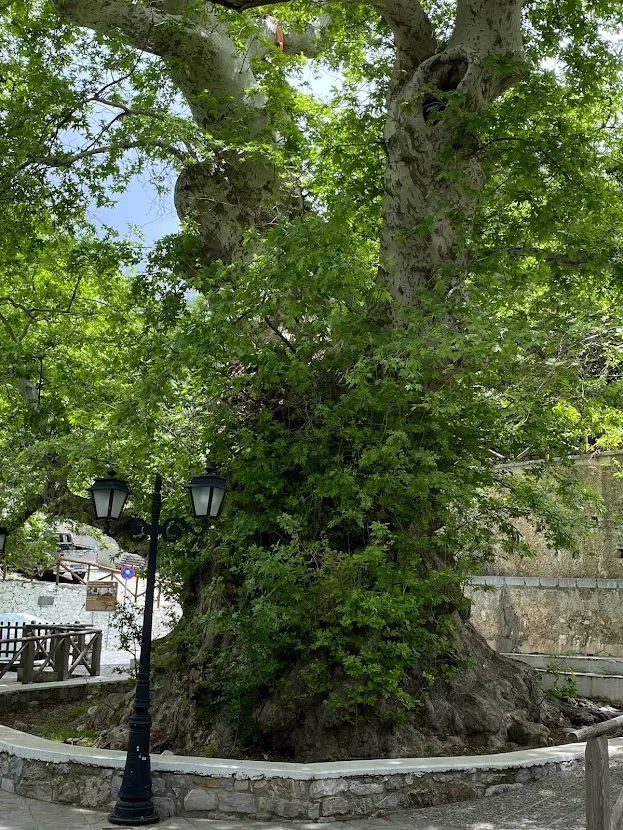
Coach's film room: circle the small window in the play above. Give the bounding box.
[616,549,623,559]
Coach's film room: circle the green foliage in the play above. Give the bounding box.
[544,656,578,702]
[2,516,57,577]
[4,0,623,741]
[29,699,99,745]
[110,602,142,676]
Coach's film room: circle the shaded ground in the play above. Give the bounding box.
[0,694,101,745]
[1,687,620,760]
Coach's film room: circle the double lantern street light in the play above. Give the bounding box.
[88,468,227,826]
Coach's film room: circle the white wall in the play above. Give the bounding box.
[0,576,180,652]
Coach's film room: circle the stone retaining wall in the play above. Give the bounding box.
[0,676,130,713]
[0,721,596,820]
[468,578,623,655]
[0,675,604,820]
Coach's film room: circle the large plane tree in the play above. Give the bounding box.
[3,0,623,758]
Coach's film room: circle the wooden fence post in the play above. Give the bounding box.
[91,631,102,677]
[20,639,35,685]
[587,735,611,830]
[53,635,70,681]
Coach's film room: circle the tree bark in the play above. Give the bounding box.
[53,0,324,266]
[377,0,527,308]
[54,0,528,302]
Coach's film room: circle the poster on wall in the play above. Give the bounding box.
[86,581,118,611]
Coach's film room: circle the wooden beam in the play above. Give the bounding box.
[586,736,611,830]
[569,715,623,742]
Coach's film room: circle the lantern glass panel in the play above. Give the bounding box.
[208,486,225,518]
[186,473,227,519]
[0,530,6,555]
[92,488,112,520]
[190,484,212,518]
[89,475,131,521]
[111,488,129,520]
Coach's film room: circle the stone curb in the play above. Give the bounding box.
[469,575,623,589]
[0,674,130,694]
[0,724,595,778]
[0,721,612,820]
[0,675,131,713]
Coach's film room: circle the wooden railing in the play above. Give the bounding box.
[570,714,623,829]
[0,623,102,684]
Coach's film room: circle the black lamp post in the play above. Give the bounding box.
[89,468,227,826]
[0,527,7,556]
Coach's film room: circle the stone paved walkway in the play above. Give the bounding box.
[4,754,623,830]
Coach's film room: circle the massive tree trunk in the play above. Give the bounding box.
[377,0,526,306]
[48,0,556,760]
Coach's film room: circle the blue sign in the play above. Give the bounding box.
[121,566,135,580]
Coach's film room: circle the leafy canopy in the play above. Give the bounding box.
[1,0,623,726]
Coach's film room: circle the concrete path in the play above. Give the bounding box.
[4,753,623,830]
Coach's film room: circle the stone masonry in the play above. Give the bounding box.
[469,576,623,655]
[0,748,583,820]
[0,661,600,820]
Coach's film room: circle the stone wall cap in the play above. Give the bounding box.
[0,675,129,693]
[0,724,615,780]
[0,724,127,768]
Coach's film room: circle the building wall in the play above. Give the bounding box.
[0,576,178,651]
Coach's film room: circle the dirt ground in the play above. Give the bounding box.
[0,695,100,745]
[1,691,621,757]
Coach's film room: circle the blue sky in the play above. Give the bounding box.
[90,173,180,250]
[88,64,339,253]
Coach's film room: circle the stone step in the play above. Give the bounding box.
[503,653,623,676]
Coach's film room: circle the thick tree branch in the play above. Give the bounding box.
[379,0,529,308]
[53,0,262,126]
[368,0,437,70]
[0,376,39,406]
[450,0,526,59]
[261,17,331,58]
[52,0,322,268]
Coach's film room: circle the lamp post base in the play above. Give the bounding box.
[108,798,160,825]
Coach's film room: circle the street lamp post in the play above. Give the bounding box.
[0,527,8,580]
[88,468,227,826]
